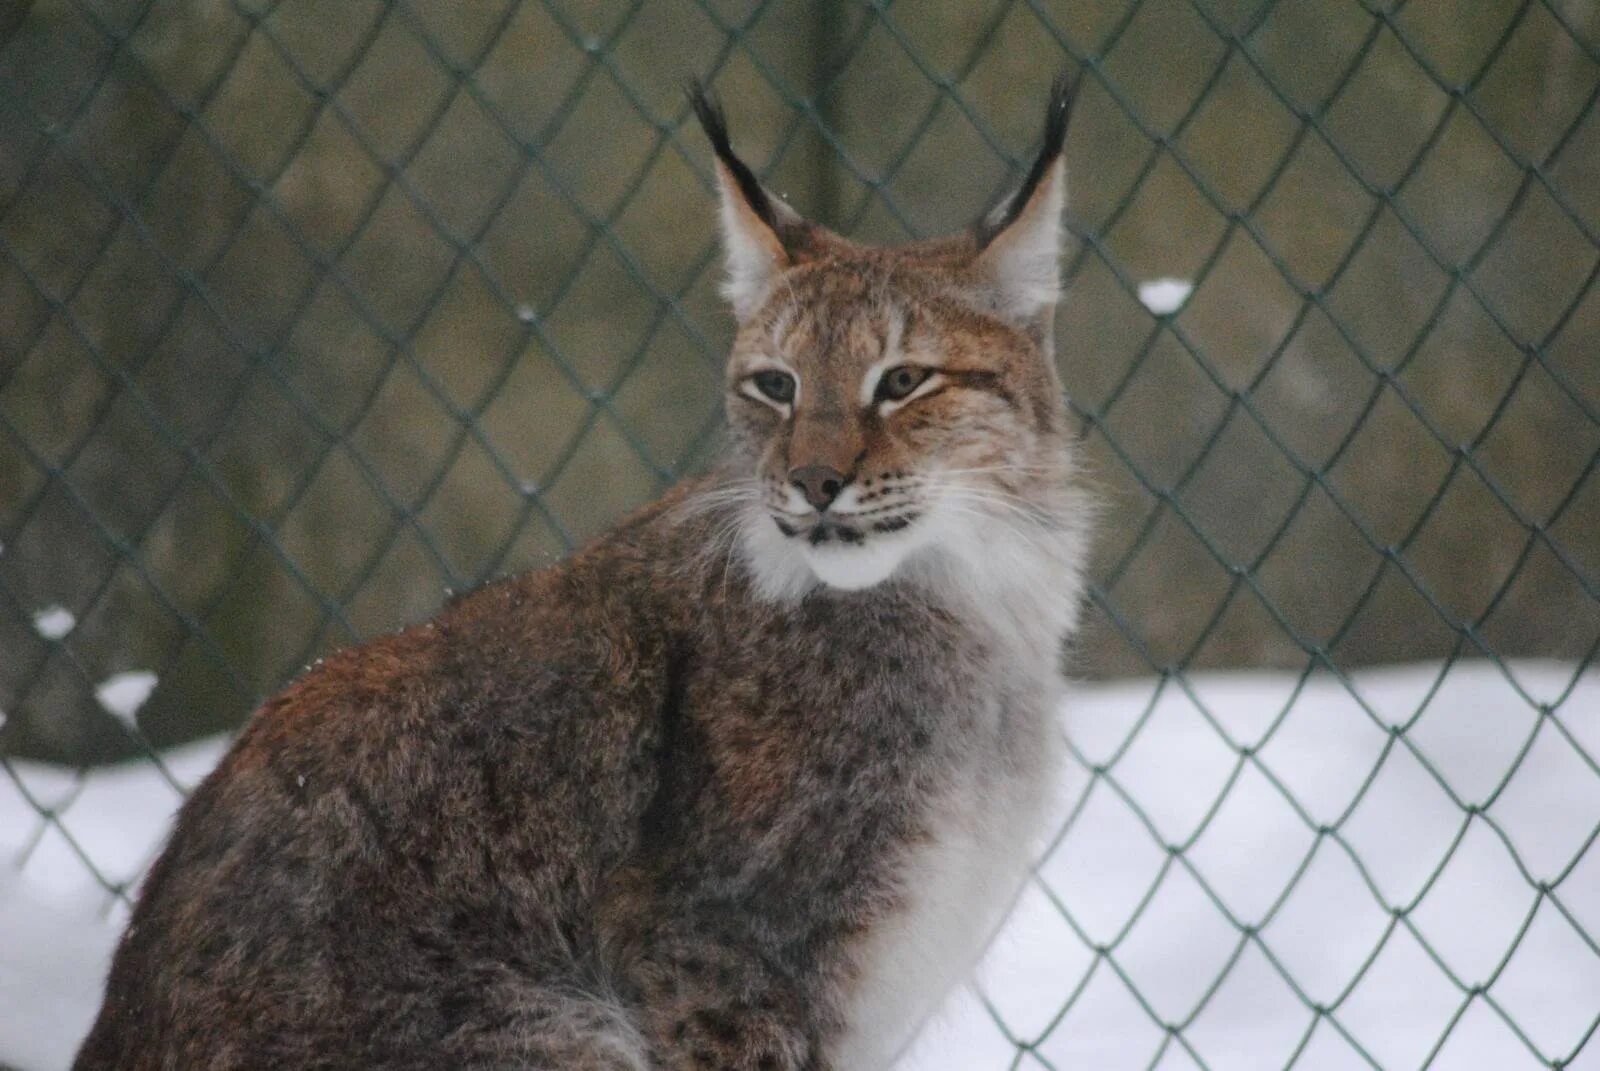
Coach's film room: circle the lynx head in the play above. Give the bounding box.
[689,79,1090,611]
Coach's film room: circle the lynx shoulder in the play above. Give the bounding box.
[75,77,1093,1071]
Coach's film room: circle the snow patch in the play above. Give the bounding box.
[94,671,158,725]
[1137,277,1193,315]
[32,606,76,641]
[0,875,122,1071]
[895,660,1600,1070]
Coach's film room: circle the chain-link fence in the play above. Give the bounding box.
[1,0,1597,1068]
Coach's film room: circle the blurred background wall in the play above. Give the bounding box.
[0,0,1595,764]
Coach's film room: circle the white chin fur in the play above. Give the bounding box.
[800,536,915,591]
[736,484,1093,653]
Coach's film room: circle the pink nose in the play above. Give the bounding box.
[789,465,846,512]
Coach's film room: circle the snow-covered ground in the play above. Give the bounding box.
[3,660,1596,1070]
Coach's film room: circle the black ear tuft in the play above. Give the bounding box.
[686,79,780,233]
[975,71,1079,247]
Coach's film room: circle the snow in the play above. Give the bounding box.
[0,875,125,1071]
[92,671,158,725]
[1138,277,1194,315]
[2,661,1596,1071]
[896,660,1600,1071]
[31,606,76,641]
[0,736,224,1070]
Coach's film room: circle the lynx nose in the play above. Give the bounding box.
[790,464,846,512]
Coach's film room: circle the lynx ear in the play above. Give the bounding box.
[689,83,817,321]
[971,75,1076,333]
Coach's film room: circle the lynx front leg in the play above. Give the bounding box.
[651,996,823,1071]
[631,944,831,1071]
[468,985,652,1070]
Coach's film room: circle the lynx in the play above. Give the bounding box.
[75,78,1093,1071]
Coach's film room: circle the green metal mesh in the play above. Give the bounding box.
[0,0,1596,1067]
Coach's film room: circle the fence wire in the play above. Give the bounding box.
[1,0,1598,1068]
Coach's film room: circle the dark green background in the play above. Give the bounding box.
[0,0,1595,763]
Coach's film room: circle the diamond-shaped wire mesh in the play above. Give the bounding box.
[1,1,1597,1068]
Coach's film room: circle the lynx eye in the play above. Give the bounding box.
[750,369,796,404]
[875,364,934,403]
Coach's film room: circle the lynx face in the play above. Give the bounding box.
[692,84,1085,600]
[724,263,1068,591]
